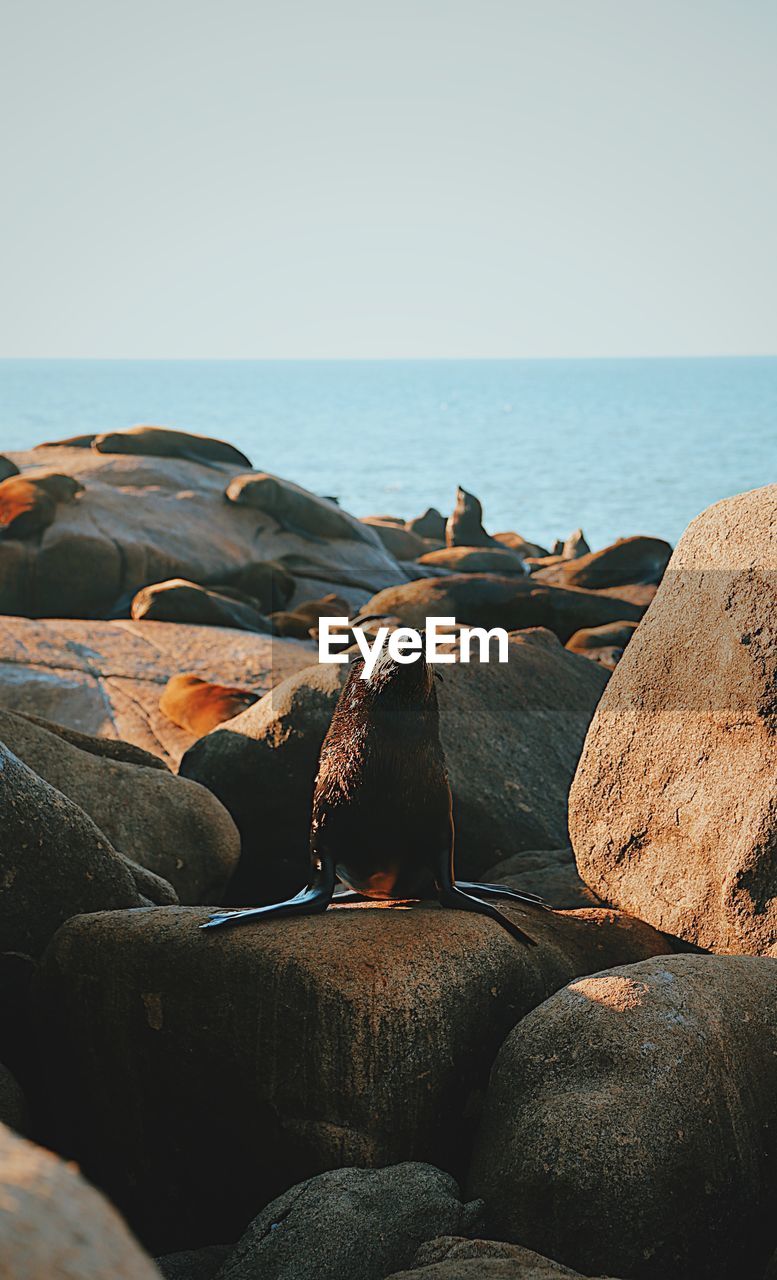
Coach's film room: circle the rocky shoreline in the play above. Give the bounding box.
[0,425,774,1280]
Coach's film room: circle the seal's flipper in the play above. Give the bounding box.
[436,882,538,947]
[200,865,335,936]
[279,519,327,545]
[456,881,550,909]
[331,888,369,903]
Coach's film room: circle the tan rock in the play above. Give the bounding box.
[532,535,671,589]
[570,485,777,953]
[0,1121,160,1278]
[468,954,777,1280]
[35,904,670,1249]
[0,615,313,766]
[481,847,601,909]
[362,518,431,560]
[0,446,402,618]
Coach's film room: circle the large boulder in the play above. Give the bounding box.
[34,903,670,1250]
[0,1121,161,1278]
[0,708,239,902]
[0,615,313,767]
[532,536,672,589]
[213,1164,481,1280]
[570,486,777,954]
[0,743,156,956]
[180,633,609,903]
[0,444,403,619]
[467,955,777,1280]
[362,575,645,644]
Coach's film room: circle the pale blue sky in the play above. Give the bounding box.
[1,0,775,358]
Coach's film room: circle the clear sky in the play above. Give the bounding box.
[1,0,775,358]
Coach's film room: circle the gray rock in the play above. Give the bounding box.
[156,1245,230,1280]
[214,1165,481,1280]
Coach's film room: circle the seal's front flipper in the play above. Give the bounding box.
[201,882,332,930]
[456,881,550,910]
[437,882,538,947]
[280,519,326,545]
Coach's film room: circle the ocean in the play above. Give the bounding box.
[1,357,775,551]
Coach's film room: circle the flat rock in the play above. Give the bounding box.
[214,1164,481,1280]
[34,903,670,1250]
[0,708,239,902]
[570,485,777,953]
[468,955,777,1280]
[179,633,609,903]
[0,1121,160,1278]
[0,615,313,767]
[0,446,403,618]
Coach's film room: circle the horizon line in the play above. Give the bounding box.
[1,352,776,364]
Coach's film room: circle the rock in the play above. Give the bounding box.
[93,424,252,468]
[159,675,259,738]
[446,487,494,548]
[362,518,431,560]
[481,848,601,909]
[213,1164,481,1280]
[469,955,777,1280]
[561,529,590,560]
[131,580,269,632]
[0,445,401,618]
[565,620,638,656]
[35,903,670,1250]
[533,536,672,589]
[396,1236,601,1277]
[156,1246,230,1280]
[0,707,238,903]
[361,575,646,644]
[417,547,526,575]
[0,1121,161,1278]
[408,508,447,541]
[0,743,151,956]
[570,486,777,954]
[494,532,551,559]
[0,952,36,1091]
[179,634,608,901]
[565,619,639,669]
[0,1062,28,1133]
[0,615,313,767]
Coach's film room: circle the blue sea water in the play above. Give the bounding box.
[0,357,775,551]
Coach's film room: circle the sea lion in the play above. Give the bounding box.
[225,472,374,544]
[92,426,252,469]
[209,560,296,614]
[407,506,447,541]
[34,434,96,449]
[445,487,495,549]
[0,472,83,540]
[159,674,259,737]
[202,649,546,945]
[0,457,19,483]
[269,593,351,639]
[131,579,271,631]
[562,528,590,559]
[533,536,673,589]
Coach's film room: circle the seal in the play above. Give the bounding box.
[0,472,83,540]
[269,592,351,639]
[445,486,495,548]
[225,472,375,544]
[202,649,546,945]
[159,673,259,737]
[92,426,252,469]
[131,579,270,632]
